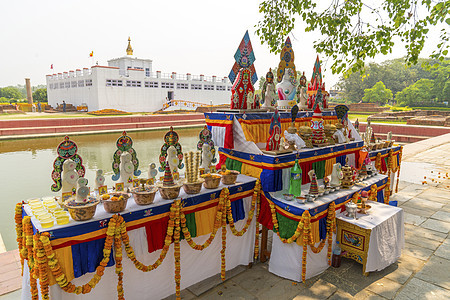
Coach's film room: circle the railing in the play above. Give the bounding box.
[162,100,222,110]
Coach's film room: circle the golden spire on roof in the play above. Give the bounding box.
[126,37,133,56]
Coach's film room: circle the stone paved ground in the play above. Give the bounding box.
[2,134,449,299]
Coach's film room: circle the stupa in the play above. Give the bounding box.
[341,158,354,188]
[310,104,327,147]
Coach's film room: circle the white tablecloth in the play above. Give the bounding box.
[269,233,336,282]
[22,196,256,300]
[269,201,404,281]
[336,200,404,272]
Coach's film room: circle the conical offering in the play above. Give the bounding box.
[163,162,175,186]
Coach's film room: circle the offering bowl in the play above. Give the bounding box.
[131,186,157,205]
[220,170,240,185]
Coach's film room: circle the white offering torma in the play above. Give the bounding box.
[119,152,134,188]
[167,146,179,174]
[148,163,158,180]
[200,143,213,173]
[95,169,105,189]
[330,163,343,187]
[61,159,79,193]
[76,177,89,203]
[284,130,306,149]
[333,129,347,144]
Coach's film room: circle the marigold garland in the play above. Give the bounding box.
[15,203,24,273]
[268,200,304,243]
[375,153,382,173]
[369,184,378,202]
[267,199,336,283]
[16,181,262,300]
[173,200,182,298]
[221,195,227,281]
[254,182,262,261]
[226,180,260,236]
[115,220,125,300]
[180,193,224,251]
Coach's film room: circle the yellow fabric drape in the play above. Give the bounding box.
[295,221,321,246]
[48,246,74,285]
[241,163,263,179]
[195,206,218,236]
[324,157,336,178]
[239,117,338,144]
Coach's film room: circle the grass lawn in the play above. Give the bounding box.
[348,114,369,122]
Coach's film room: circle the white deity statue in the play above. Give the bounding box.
[95,169,105,190]
[276,69,298,110]
[76,177,90,203]
[200,143,213,173]
[298,86,308,110]
[330,163,343,187]
[167,146,179,174]
[148,163,158,181]
[62,159,79,193]
[119,152,134,188]
[261,69,278,108]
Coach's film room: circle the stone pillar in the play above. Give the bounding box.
[25,78,33,104]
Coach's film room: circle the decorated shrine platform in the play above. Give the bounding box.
[20,175,257,287]
[205,111,341,150]
[259,174,388,242]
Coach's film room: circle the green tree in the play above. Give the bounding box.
[396,78,436,106]
[33,88,48,102]
[362,81,393,105]
[256,0,450,75]
[340,58,448,102]
[0,86,23,100]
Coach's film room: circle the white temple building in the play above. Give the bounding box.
[46,38,232,112]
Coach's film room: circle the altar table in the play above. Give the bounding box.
[336,200,404,275]
[266,174,391,282]
[21,175,258,300]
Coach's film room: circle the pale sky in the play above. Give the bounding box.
[0,0,443,88]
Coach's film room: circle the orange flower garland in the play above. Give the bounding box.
[226,180,260,237]
[180,194,224,251]
[121,204,175,272]
[301,211,311,283]
[254,183,261,261]
[221,197,227,281]
[36,238,49,300]
[39,215,117,295]
[115,220,125,300]
[267,199,337,282]
[16,181,262,300]
[22,216,38,300]
[268,199,304,243]
[375,153,382,173]
[369,184,378,201]
[15,203,24,272]
[173,200,182,298]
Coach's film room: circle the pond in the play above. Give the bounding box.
[0,128,202,251]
